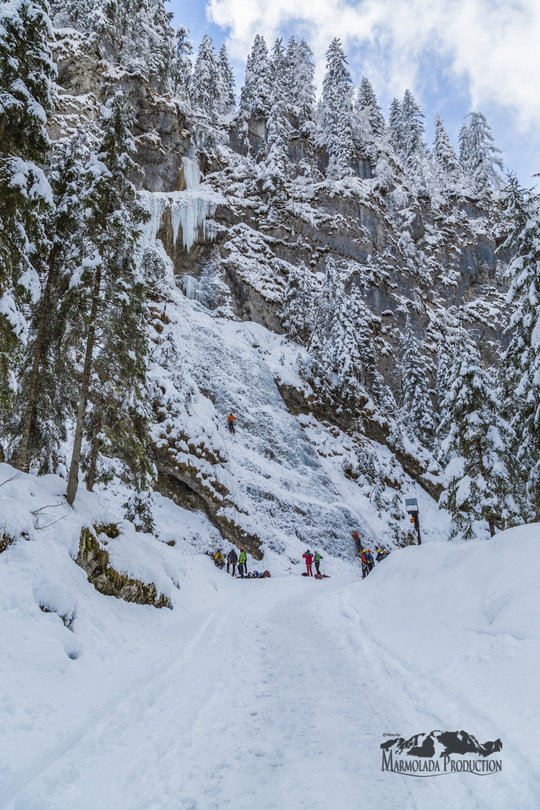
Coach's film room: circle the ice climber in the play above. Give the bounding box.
[366,549,375,572]
[227,412,237,433]
[361,549,369,579]
[376,548,384,563]
[238,547,247,578]
[227,547,238,576]
[314,551,323,576]
[214,549,225,569]
[303,549,314,577]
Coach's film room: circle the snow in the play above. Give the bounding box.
[1,466,539,809]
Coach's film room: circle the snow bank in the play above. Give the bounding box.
[339,523,540,804]
[0,464,236,805]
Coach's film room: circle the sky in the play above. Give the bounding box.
[170,0,540,186]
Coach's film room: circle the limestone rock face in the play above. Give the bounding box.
[50,41,511,553]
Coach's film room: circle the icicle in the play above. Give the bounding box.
[138,192,167,249]
[139,185,225,254]
[170,192,213,251]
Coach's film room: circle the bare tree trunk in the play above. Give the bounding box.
[66,266,101,506]
[17,245,59,473]
[488,518,495,537]
[86,410,101,492]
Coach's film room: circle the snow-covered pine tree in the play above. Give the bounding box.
[354,293,390,411]
[435,326,453,422]
[459,112,503,194]
[289,38,315,130]
[14,136,90,473]
[438,323,519,539]
[282,262,313,343]
[308,257,339,399]
[239,34,271,120]
[218,44,235,114]
[321,38,354,180]
[172,25,193,99]
[330,285,362,402]
[51,0,173,93]
[142,0,173,94]
[190,34,221,124]
[388,98,403,157]
[433,113,461,188]
[399,321,436,446]
[64,94,151,505]
[263,39,291,188]
[284,35,298,111]
[0,0,54,418]
[399,89,426,171]
[355,77,385,139]
[501,174,540,520]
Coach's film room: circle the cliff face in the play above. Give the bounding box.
[50,32,509,555]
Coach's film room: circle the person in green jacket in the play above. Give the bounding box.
[238,547,247,578]
[314,551,323,576]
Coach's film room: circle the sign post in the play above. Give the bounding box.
[405,498,421,545]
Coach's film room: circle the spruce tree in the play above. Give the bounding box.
[218,43,235,114]
[288,38,315,129]
[399,322,436,446]
[65,94,150,505]
[459,112,503,194]
[14,136,89,473]
[399,89,426,170]
[321,38,354,180]
[308,257,339,399]
[239,34,271,120]
[389,98,403,156]
[264,39,291,188]
[190,34,221,124]
[438,324,519,539]
[356,77,385,138]
[433,113,461,187]
[172,25,192,99]
[282,262,313,343]
[501,175,540,520]
[51,0,173,92]
[330,286,362,402]
[0,0,55,416]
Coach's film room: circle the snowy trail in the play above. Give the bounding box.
[6,573,530,810]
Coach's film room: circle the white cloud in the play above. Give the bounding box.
[207,0,540,131]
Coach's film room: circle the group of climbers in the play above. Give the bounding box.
[301,549,324,577]
[360,546,390,579]
[213,546,270,578]
[213,546,248,577]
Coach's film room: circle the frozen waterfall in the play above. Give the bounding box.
[138,155,225,254]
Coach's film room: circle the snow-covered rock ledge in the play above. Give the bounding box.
[0,463,180,609]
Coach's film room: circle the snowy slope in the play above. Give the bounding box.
[2,471,539,810]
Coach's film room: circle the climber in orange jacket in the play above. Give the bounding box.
[227,412,237,434]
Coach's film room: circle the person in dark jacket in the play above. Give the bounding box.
[227,548,238,576]
[238,547,247,578]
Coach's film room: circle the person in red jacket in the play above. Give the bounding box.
[361,549,369,579]
[302,549,314,576]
